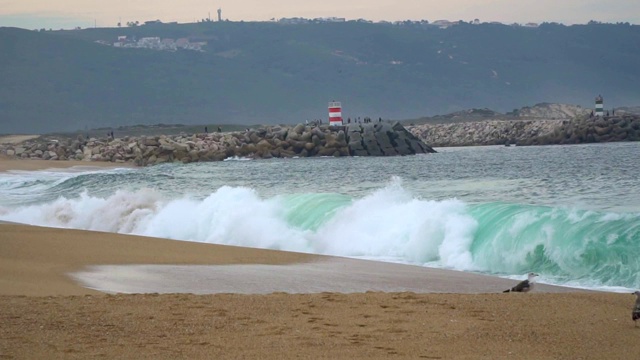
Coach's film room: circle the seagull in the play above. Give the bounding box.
[632,291,640,327]
[503,272,538,293]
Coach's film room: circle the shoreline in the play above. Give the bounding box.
[0,222,575,296]
[0,156,612,296]
[0,154,135,173]
[0,156,561,297]
[0,154,136,173]
[0,156,600,295]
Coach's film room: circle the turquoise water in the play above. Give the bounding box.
[1,142,639,291]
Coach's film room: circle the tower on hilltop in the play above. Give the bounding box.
[217,8,222,21]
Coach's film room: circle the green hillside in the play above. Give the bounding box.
[1,21,639,134]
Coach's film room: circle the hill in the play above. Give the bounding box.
[401,103,592,125]
[1,21,640,134]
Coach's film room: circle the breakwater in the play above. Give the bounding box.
[408,115,640,147]
[1,122,435,166]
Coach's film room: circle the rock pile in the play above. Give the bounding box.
[1,122,435,166]
[408,115,640,147]
[408,119,561,147]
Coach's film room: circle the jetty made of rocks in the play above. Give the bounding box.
[408,115,640,147]
[1,122,435,166]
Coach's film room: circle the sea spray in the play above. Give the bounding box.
[138,186,311,252]
[0,179,479,268]
[308,178,477,269]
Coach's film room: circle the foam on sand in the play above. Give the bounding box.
[71,257,576,295]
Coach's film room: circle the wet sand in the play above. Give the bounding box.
[1,159,640,359]
[0,154,134,173]
[0,135,41,145]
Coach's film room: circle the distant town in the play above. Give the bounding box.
[275,17,542,29]
[95,35,206,52]
[115,16,544,29]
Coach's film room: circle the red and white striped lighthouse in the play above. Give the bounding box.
[328,101,343,126]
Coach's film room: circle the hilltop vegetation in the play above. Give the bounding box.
[1,21,640,134]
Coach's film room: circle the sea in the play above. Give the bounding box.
[1,142,639,292]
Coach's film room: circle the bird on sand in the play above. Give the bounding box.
[632,291,640,327]
[503,272,538,293]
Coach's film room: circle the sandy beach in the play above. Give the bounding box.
[1,157,640,359]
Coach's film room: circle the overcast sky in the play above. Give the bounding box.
[1,0,639,30]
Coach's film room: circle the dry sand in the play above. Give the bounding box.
[1,158,640,359]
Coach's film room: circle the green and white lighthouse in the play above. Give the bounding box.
[595,95,604,116]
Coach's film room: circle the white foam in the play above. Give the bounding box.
[69,258,577,295]
[0,181,480,274]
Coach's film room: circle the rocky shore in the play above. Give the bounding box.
[0,122,435,166]
[409,114,640,147]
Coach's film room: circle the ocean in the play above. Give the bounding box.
[1,142,639,292]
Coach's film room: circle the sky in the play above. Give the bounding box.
[0,0,639,30]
